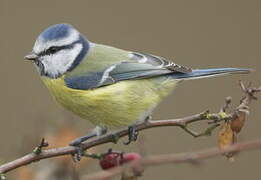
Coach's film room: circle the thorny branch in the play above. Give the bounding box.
[0,81,260,179]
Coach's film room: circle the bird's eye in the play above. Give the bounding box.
[47,46,60,54]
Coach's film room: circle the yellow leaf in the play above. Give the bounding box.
[218,122,233,150]
[218,122,237,160]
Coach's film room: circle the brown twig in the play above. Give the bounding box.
[0,112,212,174]
[84,139,261,180]
[0,81,260,178]
[220,96,232,113]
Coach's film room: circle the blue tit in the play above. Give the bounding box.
[25,24,250,146]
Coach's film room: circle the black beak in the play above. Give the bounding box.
[24,53,38,61]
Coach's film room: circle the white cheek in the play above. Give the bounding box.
[41,43,83,78]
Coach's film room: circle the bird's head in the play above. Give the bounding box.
[25,24,90,78]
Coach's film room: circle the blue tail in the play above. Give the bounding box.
[172,68,251,80]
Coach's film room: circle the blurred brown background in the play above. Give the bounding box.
[1,0,261,179]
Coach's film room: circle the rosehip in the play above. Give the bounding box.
[99,152,121,170]
[99,151,142,170]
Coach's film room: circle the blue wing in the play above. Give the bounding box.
[65,52,250,90]
[65,52,192,89]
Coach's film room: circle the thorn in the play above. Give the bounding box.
[221,96,232,113]
[33,138,49,155]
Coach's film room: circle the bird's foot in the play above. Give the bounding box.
[124,125,139,145]
[69,127,107,161]
[71,143,84,162]
[69,133,96,162]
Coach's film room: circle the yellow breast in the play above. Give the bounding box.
[41,76,177,128]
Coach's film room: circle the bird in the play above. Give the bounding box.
[25,23,250,149]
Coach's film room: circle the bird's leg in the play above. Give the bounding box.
[123,116,151,145]
[69,132,97,146]
[69,126,107,161]
[124,125,139,145]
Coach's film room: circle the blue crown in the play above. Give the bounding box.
[40,24,73,41]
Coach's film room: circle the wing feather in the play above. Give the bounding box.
[65,52,191,90]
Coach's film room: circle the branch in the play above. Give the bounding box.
[83,139,261,180]
[0,112,211,174]
[0,81,260,178]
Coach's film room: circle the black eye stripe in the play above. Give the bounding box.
[38,39,81,56]
[38,45,72,56]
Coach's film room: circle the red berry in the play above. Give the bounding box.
[99,151,142,170]
[99,152,121,170]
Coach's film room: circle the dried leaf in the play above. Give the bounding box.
[231,110,248,133]
[218,122,234,149]
[218,122,237,159]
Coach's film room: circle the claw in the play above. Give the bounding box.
[124,126,139,145]
[69,126,107,161]
[69,133,96,161]
[71,143,84,162]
